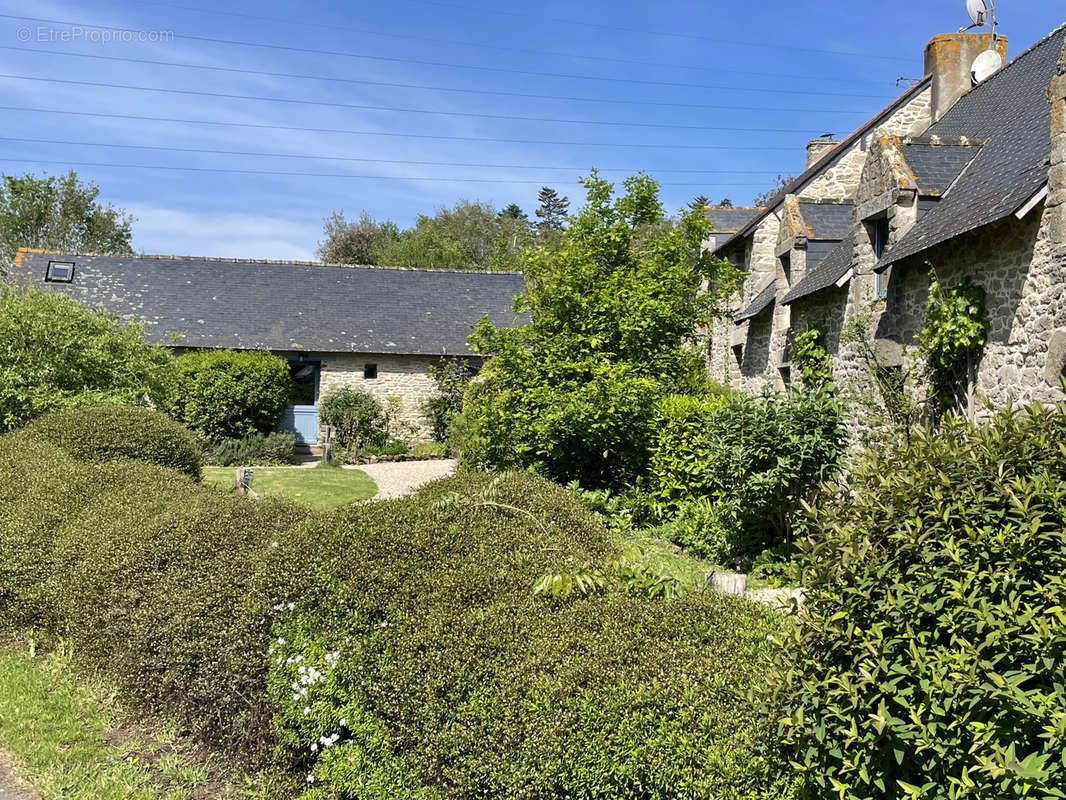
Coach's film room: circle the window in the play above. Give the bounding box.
[45,261,74,282]
[780,253,792,284]
[871,217,891,300]
[875,268,890,301]
[289,362,318,406]
[363,363,378,380]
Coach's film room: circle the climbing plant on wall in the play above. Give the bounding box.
[790,327,834,390]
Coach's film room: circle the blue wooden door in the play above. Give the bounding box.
[280,361,319,445]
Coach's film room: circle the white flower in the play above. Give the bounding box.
[339,718,347,727]
[307,774,315,783]
[271,541,279,548]
[292,693,300,702]
[303,706,311,715]
[310,743,318,752]
[277,637,286,645]
[287,602,295,610]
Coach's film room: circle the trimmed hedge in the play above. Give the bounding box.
[22,405,202,479]
[0,423,793,797]
[771,402,1066,799]
[203,431,296,466]
[168,349,293,440]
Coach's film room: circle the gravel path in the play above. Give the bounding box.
[347,459,457,500]
[0,752,35,800]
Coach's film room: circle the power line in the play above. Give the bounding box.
[0,135,784,174]
[0,45,876,116]
[0,106,806,151]
[0,158,759,187]
[0,73,864,133]
[1,14,895,99]
[136,0,890,83]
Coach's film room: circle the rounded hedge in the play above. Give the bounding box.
[168,349,293,440]
[771,402,1066,799]
[22,405,203,479]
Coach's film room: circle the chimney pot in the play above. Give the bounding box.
[925,33,1007,122]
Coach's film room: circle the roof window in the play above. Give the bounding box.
[45,261,75,283]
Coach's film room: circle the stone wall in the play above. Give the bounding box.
[318,353,444,442]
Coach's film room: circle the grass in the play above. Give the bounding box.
[203,463,377,509]
[0,639,297,799]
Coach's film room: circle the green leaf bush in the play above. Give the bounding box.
[318,387,387,454]
[770,402,1066,799]
[168,349,293,440]
[0,423,794,798]
[21,405,202,479]
[0,284,175,431]
[203,431,297,466]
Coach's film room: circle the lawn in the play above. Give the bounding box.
[0,640,296,799]
[203,464,377,509]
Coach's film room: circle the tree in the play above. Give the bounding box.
[534,186,569,240]
[752,173,796,207]
[379,200,511,271]
[498,203,527,221]
[0,171,133,274]
[316,210,400,265]
[453,171,740,490]
[690,195,711,210]
[0,285,174,431]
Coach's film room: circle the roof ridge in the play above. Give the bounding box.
[14,247,524,276]
[942,22,1066,104]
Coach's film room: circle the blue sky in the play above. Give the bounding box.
[0,1,1062,260]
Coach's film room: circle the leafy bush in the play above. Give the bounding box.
[648,388,846,562]
[203,431,296,467]
[318,388,387,453]
[424,357,477,444]
[770,402,1066,799]
[22,405,202,479]
[0,284,174,431]
[168,349,293,440]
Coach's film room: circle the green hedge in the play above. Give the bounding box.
[203,431,296,466]
[771,402,1066,799]
[22,405,202,479]
[0,424,793,797]
[168,349,293,440]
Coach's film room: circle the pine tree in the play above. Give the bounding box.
[534,187,569,239]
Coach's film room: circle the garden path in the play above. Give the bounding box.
[348,459,457,499]
[0,751,35,800]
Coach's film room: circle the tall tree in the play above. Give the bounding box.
[534,186,569,240]
[498,203,527,221]
[316,210,400,266]
[752,173,797,207]
[0,171,133,274]
[379,200,522,271]
[690,194,711,209]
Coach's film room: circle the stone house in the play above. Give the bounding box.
[9,249,525,444]
[707,25,1066,412]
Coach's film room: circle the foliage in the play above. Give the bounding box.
[752,173,796,208]
[534,185,569,242]
[789,327,834,389]
[770,402,1066,800]
[318,388,387,453]
[22,405,203,480]
[648,388,847,562]
[202,464,377,510]
[424,358,477,444]
[0,171,132,273]
[918,271,989,417]
[168,350,293,441]
[453,171,740,490]
[0,284,175,431]
[203,431,297,467]
[315,210,400,266]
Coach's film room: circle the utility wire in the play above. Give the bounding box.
[0,45,876,116]
[0,73,865,133]
[0,158,759,187]
[0,135,784,174]
[1,14,895,99]
[136,0,892,83]
[0,106,806,151]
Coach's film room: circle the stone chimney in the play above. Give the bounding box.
[925,33,1008,122]
[806,138,838,169]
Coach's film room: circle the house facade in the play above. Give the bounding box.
[707,25,1066,412]
[10,250,526,444]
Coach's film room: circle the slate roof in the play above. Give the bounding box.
[781,239,853,305]
[705,206,764,234]
[798,201,854,240]
[902,142,983,196]
[879,23,1066,269]
[10,250,527,356]
[734,281,776,323]
[714,76,933,253]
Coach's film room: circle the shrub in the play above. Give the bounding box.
[203,431,296,467]
[647,393,730,510]
[0,284,174,431]
[424,357,477,444]
[770,402,1066,799]
[318,388,387,453]
[168,349,293,440]
[22,405,202,479]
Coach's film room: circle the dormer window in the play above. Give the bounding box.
[45,261,75,283]
[871,217,891,300]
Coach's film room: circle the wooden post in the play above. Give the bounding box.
[235,467,253,495]
[707,572,747,595]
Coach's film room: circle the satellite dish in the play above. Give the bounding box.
[971,49,1004,84]
[966,0,989,26]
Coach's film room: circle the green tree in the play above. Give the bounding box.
[453,171,739,490]
[379,200,507,270]
[0,171,133,274]
[315,210,400,266]
[752,173,796,207]
[0,285,174,431]
[534,186,569,241]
